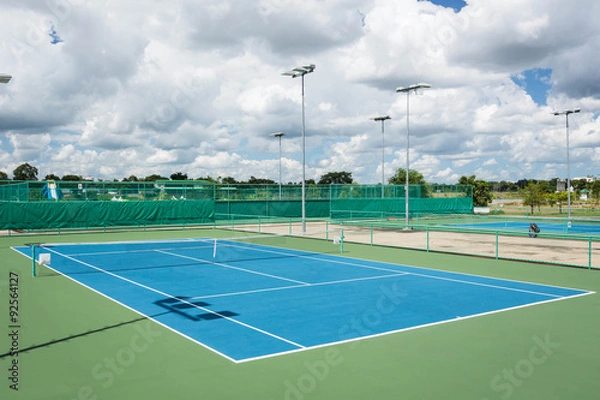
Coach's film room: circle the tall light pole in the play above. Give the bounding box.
[0,74,12,84]
[271,132,285,200]
[282,64,316,234]
[396,83,431,229]
[553,108,581,221]
[371,115,391,198]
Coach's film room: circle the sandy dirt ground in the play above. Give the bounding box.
[3,222,597,268]
[229,221,599,268]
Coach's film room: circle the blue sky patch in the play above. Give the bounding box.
[511,68,553,106]
[422,0,467,12]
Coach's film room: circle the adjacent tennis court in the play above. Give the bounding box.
[448,220,600,235]
[12,235,591,363]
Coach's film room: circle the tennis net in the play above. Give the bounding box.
[29,230,344,277]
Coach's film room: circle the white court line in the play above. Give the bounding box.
[217,242,579,299]
[40,246,306,351]
[25,238,594,295]
[236,290,595,363]
[47,243,214,258]
[12,244,595,364]
[156,249,311,286]
[11,247,238,363]
[189,272,409,300]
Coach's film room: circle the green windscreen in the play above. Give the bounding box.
[0,200,215,230]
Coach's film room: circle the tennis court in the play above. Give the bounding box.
[447,220,600,235]
[12,235,591,363]
[3,228,600,399]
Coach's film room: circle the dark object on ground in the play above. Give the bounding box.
[529,223,540,238]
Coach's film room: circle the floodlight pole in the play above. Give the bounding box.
[396,83,431,229]
[282,64,316,233]
[271,132,285,200]
[553,108,581,221]
[371,116,391,198]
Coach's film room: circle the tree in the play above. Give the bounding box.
[143,174,169,182]
[489,180,517,192]
[459,175,492,207]
[590,180,600,202]
[246,176,275,184]
[318,171,353,185]
[0,171,8,180]
[572,178,589,192]
[45,174,60,181]
[61,174,83,181]
[13,163,38,180]
[521,182,546,214]
[388,168,426,185]
[547,191,569,214]
[515,179,530,190]
[196,175,221,184]
[221,176,238,184]
[123,175,139,182]
[170,172,188,181]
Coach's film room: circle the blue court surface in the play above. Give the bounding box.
[448,220,600,235]
[13,238,592,363]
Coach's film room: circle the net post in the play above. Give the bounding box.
[31,244,37,277]
[340,229,344,253]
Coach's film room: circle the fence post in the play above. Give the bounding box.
[589,237,593,269]
[495,231,499,260]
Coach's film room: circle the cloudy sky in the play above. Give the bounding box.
[1,0,599,184]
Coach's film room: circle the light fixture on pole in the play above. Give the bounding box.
[0,74,12,84]
[396,83,431,229]
[371,115,391,198]
[271,132,285,200]
[282,64,316,234]
[553,108,581,222]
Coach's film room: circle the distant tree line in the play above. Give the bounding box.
[3,162,599,208]
[0,163,357,186]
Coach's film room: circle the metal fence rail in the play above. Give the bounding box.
[218,218,600,270]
